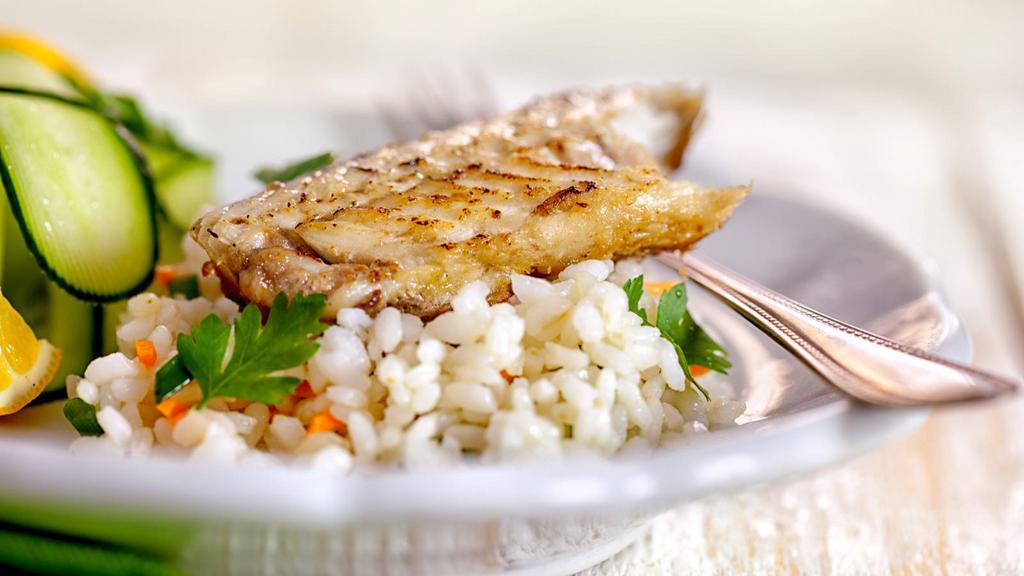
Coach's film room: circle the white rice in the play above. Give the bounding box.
[67,238,745,471]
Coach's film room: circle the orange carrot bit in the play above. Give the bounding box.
[156,397,192,424]
[307,410,345,435]
[644,280,679,298]
[294,380,316,399]
[156,382,200,424]
[500,370,518,384]
[690,365,710,378]
[155,265,177,290]
[135,340,158,368]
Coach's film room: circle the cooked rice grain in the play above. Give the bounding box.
[68,239,744,471]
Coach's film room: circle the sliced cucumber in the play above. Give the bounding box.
[1,199,47,329]
[0,49,80,99]
[154,156,214,229]
[0,52,210,397]
[157,218,186,264]
[47,288,102,391]
[41,287,99,392]
[0,50,214,234]
[102,299,126,355]
[0,90,157,301]
[2,201,99,392]
[137,140,216,230]
[138,141,186,180]
[0,58,127,390]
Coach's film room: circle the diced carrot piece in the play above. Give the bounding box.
[644,280,679,297]
[135,340,157,368]
[156,397,191,424]
[499,370,518,383]
[155,265,177,290]
[690,365,709,378]
[307,410,345,435]
[156,382,200,424]
[294,380,315,399]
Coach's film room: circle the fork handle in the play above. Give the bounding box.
[658,252,1020,406]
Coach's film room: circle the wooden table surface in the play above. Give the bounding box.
[584,87,1024,575]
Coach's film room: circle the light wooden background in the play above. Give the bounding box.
[6,1,1024,573]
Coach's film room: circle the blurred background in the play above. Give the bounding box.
[6,0,1024,571]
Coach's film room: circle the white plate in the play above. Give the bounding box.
[0,111,966,574]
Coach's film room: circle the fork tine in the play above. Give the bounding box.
[381,65,500,141]
[408,68,459,129]
[465,64,498,119]
[373,98,412,143]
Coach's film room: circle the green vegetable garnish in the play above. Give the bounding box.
[624,275,730,400]
[155,293,327,407]
[63,397,102,436]
[0,528,188,576]
[623,276,650,324]
[154,353,191,403]
[254,152,334,184]
[82,91,206,161]
[166,275,199,299]
[78,87,216,232]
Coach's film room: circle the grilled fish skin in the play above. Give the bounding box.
[192,85,749,318]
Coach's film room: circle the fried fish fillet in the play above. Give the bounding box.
[192,85,749,318]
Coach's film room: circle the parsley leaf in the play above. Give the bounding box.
[254,152,334,184]
[680,325,731,374]
[63,398,102,436]
[669,338,708,400]
[623,276,651,325]
[655,282,709,400]
[623,275,731,401]
[158,293,328,408]
[656,283,692,344]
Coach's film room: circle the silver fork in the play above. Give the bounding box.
[379,76,1021,406]
[660,252,1018,405]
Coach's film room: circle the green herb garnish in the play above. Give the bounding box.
[624,275,730,400]
[254,152,334,184]
[623,276,650,324]
[155,293,327,407]
[63,398,102,436]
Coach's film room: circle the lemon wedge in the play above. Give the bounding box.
[0,31,91,88]
[0,289,60,415]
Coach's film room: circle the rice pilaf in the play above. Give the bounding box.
[67,238,744,471]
